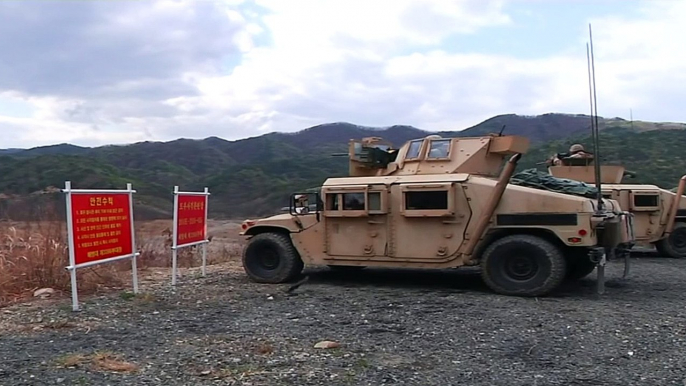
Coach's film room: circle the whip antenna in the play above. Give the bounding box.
[586,23,603,211]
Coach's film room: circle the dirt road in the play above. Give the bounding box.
[2,254,686,385]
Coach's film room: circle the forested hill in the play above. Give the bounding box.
[0,113,684,220]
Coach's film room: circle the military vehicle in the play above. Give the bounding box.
[239,133,635,297]
[545,151,686,258]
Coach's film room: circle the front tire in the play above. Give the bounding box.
[655,222,686,258]
[242,232,304,283]
[480,235,567,297]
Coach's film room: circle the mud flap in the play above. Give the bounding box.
[621,211,635,279]
[614,246,632,279]
[596,252,606,295]
[622,249,631,279]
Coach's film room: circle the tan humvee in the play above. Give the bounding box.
[546,151,686,258]
[239,134,635,297]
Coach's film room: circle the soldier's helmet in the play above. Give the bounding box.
[569,143,585,153]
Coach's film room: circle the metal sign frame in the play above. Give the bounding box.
[63,181,140,311]
[171,186,210,285]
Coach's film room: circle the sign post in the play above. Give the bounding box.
[171,186,210,285]
[63,181,140,311]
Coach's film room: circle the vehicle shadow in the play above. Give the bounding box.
[300,266,494,295]
[288,249,677,299]
[297,261,638,299]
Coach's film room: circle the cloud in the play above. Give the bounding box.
[0,0,684,148]
[585,0,686,118]
[0,0,252,147]
[0,0,251,97]
[254,0,511,51]
[148,0,686,141]
[156,0,517,135]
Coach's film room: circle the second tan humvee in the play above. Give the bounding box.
[548,156,686,258]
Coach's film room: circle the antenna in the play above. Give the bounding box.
[498,125,506,136]
[586,23,604,212]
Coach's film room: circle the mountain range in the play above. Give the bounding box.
[1,112,685,220]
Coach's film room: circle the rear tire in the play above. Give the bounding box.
[242,232,304,283]
[655,222,686,258]
[480,234,566,297]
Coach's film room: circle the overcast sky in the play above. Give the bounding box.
[0,0,683,149]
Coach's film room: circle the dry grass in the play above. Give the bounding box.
[0,202,246,308]
[91,351,139,373]
[135,222,242,270]
[55,351,139,373]
[255,341,275,356]
[0,219,125,306]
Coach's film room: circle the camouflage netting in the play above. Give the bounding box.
[510,168,599,198]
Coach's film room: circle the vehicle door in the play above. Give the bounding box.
[322,184,389,259]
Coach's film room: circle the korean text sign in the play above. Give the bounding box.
[176,194,207,246]
[70,193,133,265]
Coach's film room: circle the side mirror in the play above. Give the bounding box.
[293,194,309,214]
[289,192,321,218]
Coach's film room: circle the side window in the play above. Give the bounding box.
[400,183,455,217]
[342,193,365,210]
[406,140,422,159]
[322,188,388,216]
[326,194,339,210]
[634,195,658,207]
[405,191,448,210]
[427,139,451,159]
[629,192,660,211]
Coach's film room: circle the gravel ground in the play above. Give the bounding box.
[3,253,686,386]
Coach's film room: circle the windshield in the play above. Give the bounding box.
[406,140,422,159]
[427,139,451,158]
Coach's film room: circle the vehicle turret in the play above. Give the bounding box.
[346,133,530,178]
[544,152,632,184]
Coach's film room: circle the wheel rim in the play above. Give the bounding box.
[249,245,280,271]
[259,249,279,270]
[504,255,538,281]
